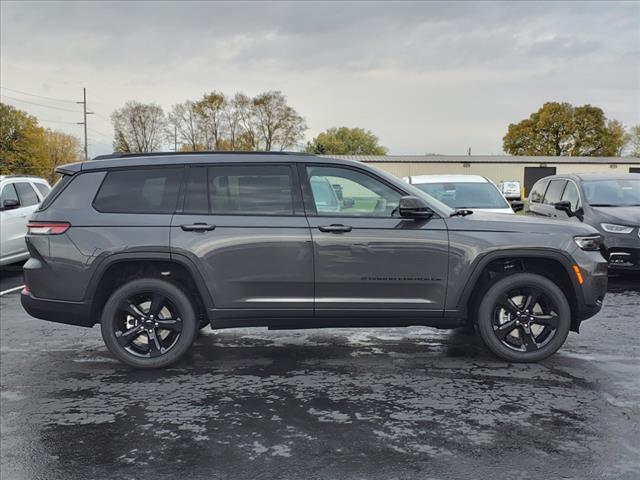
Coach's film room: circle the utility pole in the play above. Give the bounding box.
[77,88,94,161]
[174,125,178,151]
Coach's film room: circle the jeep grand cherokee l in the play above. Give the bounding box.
[21,152,608,368]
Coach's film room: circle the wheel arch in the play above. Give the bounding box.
[459,249,582,331]
[85,252,214,325]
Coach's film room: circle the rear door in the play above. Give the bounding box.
[1,182,40,258]
[171,163,313,321]
[301,164,448,319]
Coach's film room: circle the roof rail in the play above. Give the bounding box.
[0,174,45,179]
[91,151,313,161]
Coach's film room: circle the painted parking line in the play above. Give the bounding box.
[0,285,25,296]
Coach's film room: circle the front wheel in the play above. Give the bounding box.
[100,278,198,369]
[476,273,571,363]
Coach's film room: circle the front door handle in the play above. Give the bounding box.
[318,224,352,233]
[181,223,216,232]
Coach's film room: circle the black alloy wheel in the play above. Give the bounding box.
[492,287,560,353]
[115,293,183,358]
[101,278,198,368]
[476,272,571,363]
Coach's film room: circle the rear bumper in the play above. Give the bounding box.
[21,291,94,328]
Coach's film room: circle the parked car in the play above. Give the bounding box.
[498,180,522,201]
[21,152,607,368]
[0,175,51,266]
[525,173,640,272]
[403,174,523,214]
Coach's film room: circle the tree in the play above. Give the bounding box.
[252,91,307,151]
[43,129,81,182]
[195,91,226,150]
[0,102,47,176]
[112,101,166,152]
[305,127,387,155]
[626,125,640,157]
[167,101,204,151]
[503,102,627,156]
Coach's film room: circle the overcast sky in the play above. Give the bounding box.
[1,0,639,157]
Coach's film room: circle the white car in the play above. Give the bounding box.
[0,175,51,266]
[403,174,521,214]
[498,180,522,201]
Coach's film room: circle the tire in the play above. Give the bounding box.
[476,273,571,363]
[100,278,198,369]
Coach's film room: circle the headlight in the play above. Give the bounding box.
[601,223,633,234]
[574,235,602,251]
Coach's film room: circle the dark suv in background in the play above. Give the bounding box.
[525,173,640,272]
[21,152,608,368]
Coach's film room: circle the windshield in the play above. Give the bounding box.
[583,179,640,207]
[413,182,509,209]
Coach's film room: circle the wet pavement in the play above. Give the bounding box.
[1,274,639,480]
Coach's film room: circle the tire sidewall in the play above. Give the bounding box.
[100,278,198,369]
[476,273,571,363]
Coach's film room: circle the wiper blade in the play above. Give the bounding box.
[450,209,474,217]
[590,204,616,207]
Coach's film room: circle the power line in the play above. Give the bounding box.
[39,118,82,126]
[0,86,78,104]
[87,126,113,139]
[1,94,81,113]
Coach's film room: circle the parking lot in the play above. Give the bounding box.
[1,267,639,480]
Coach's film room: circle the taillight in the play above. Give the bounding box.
[27,221,71,235]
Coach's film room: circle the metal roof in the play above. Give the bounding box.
[324,155,640,164]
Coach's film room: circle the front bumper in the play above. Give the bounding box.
[21,291,94,328]
[571,249,609,324]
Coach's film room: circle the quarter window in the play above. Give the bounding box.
[183,165,294,215]
[15,182,40,207]
[306,166,401,217]
[94,168,182,214]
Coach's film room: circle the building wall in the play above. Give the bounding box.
[363,161,639,194]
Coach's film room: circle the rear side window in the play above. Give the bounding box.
[94,168,182,214]
[15,182,40,206]
[183,165,294,215]
[543,180,567,205]
[529,180,549,203]
[33,183,50,197]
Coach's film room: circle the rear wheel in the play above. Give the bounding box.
[100,278,198,369]
[476,273,571,363]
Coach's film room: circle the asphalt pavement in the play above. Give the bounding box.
[1,269,639,480]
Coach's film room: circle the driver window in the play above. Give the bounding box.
[561,181,581,211]
[306,166,401,217]
[0,184,20,209]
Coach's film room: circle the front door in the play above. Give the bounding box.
[171,164,313,320]
[301,164,449,319]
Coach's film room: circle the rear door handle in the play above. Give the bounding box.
[318,224,352,233]
[181,223,216,232]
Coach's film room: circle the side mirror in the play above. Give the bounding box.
[398,196,433,219]
[2,199,20,211]
[510,201,524,213]
[342,197,355,208]
[554,200,573,216]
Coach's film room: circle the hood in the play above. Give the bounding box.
[590,206,640,227]
[444,210,599,236]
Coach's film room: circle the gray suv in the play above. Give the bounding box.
[21,152,608,368]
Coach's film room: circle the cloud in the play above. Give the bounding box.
[1,0,638,156]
